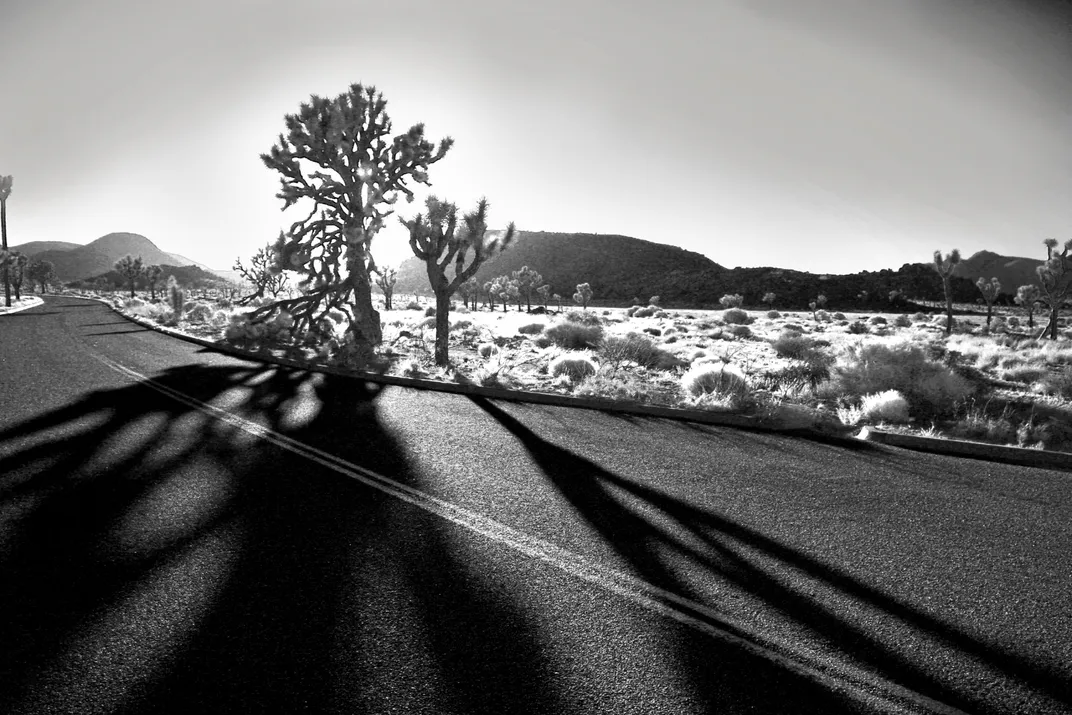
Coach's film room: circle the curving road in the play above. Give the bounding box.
[1,296,1070,715]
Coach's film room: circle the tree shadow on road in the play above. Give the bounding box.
[0,364,564,715]
[470,395,1071,715]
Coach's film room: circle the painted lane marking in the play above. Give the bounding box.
[95,355,968,715]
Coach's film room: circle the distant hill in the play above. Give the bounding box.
[391,230,996,309]
[13,232,221,282]
[394,231,726,303]
[67,264,235,293]
[953,250,1044,295]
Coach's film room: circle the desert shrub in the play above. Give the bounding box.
[722,308,751,325]
[847,321,870,334]
[759,356,832,393]
[477,343,499,358]
[664,335,678,344]
[869,316,888,325]
[832,312,846,321]
[449,319,472,331]
[681,361,749,401]
[548,352,598,381]
[815,309,831,322]
[424,306,436,317]
[1005,316,1021,329]
[564,309,602,326]
[518,322,545,335]
[186,302,214,323]
[771,330,813,359]
[783,322,803,332]
[892,314,912,328]
[766,310,781,319]
[1037,367,1072,399]
[729,324,752,339]
[643,327,662,336]
[828,341,974,416]
[418,316,436,329]
[1001,365,1048,384]
[405,300,421,310]
[600,332,672,369]
[544,321,604,350]
[631,305,657,318]
[653,310,669,318]
[858,390,911,423]
[574,372,665,404]
[124,298,146,309]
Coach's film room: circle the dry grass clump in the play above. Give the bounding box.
[771,330,814,359]
[838,390,911,426]
[544,321,604,350]
[1001,365,1049,384]
[563,309,603,326]
[518,322,545,335]
[681,361,748,399]
[828,340,974,417]
[548,352,598,381]
[600,332,676,370]
[722,308,751,325]
[574,372,666,404]
[477,342,499,358]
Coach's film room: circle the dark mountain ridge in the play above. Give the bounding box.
[11,232,226,281]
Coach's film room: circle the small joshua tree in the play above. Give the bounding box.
[27,258,54,293]
[649,295,661,307]
[1015,284,1040,328]
[482,280,494,311]
[762,292,776,311]
[808,294,827,321]
[719,293,743,309]
[975,277,1001,328]
[4,251,28,300]
[114,255,145,298]
[402,196,514,365]
[552,293,562,311]
[573,282,593,310]
[145,265,163,301]
[1036,238,1072,340]
[373,264,398,310]
[235,242,289,305]
[458,277,478,310]
[167,275,185,320]
[536,283,551,309]
[933,249,961,335]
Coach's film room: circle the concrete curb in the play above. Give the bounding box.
[66,294,857,437]
[858,427,1072,472]
[0,296,44,315]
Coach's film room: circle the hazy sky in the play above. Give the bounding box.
[2,0,1069,273]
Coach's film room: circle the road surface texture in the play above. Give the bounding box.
[1,296,1070,714]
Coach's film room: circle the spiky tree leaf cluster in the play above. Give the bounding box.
[975,277,1001,327]
[1036,238,1072,340]
[235,242,290,305]
[254,83,452,354]
[536,283,551,309]
[114,255,145,298]
[402,196,515,365]
[511,265,543,311]
[1015,284,1041,328]
[933,249,961,335]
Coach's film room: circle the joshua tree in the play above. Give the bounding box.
[808,294,827,321]
[457,277,478,310]
[975,277,1001,328]
[7,251,27,300]
[1015,284,1041,328]
[167,275,185,319]
[536,283,551,309]
[649,295,661,307]
[253,83,451,357]
[145,265,164,301]
[511,265,543,311]
[114,255,145,298]
[402,196,514,365]
[27,258,54,293]
[373,264,398,310]
[552,293,562,311]
[482,280,494,311]
[573,282,593,310]
[933,249,961,335]
[762,292,776,311]
[1,175,12,306]
[1036,237,1072,340]
[235,243,289,305]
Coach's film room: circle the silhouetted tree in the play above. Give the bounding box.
[27,258,54,293]
[255,83,451,357]
[1,175,12,306]
[146,265,164,301]
[402,196,514,365]
[933,249,961,334]
[114,255,145,298]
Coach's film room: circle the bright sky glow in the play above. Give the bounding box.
[1,0,1069,273]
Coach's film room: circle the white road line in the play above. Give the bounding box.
[95,355,968,715]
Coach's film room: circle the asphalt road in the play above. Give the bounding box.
[1,296,1070,715]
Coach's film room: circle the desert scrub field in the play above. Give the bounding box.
[74,289,1072,454]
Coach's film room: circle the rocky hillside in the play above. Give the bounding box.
[953,250,1044,294]
[11,232,223,281]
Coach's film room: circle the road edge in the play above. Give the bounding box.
[858,426,1072,471]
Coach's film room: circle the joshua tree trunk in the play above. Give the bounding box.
[943,281,954,334]
[348,268,383,347]
[1,198,9,307]
[434,290,451,366]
